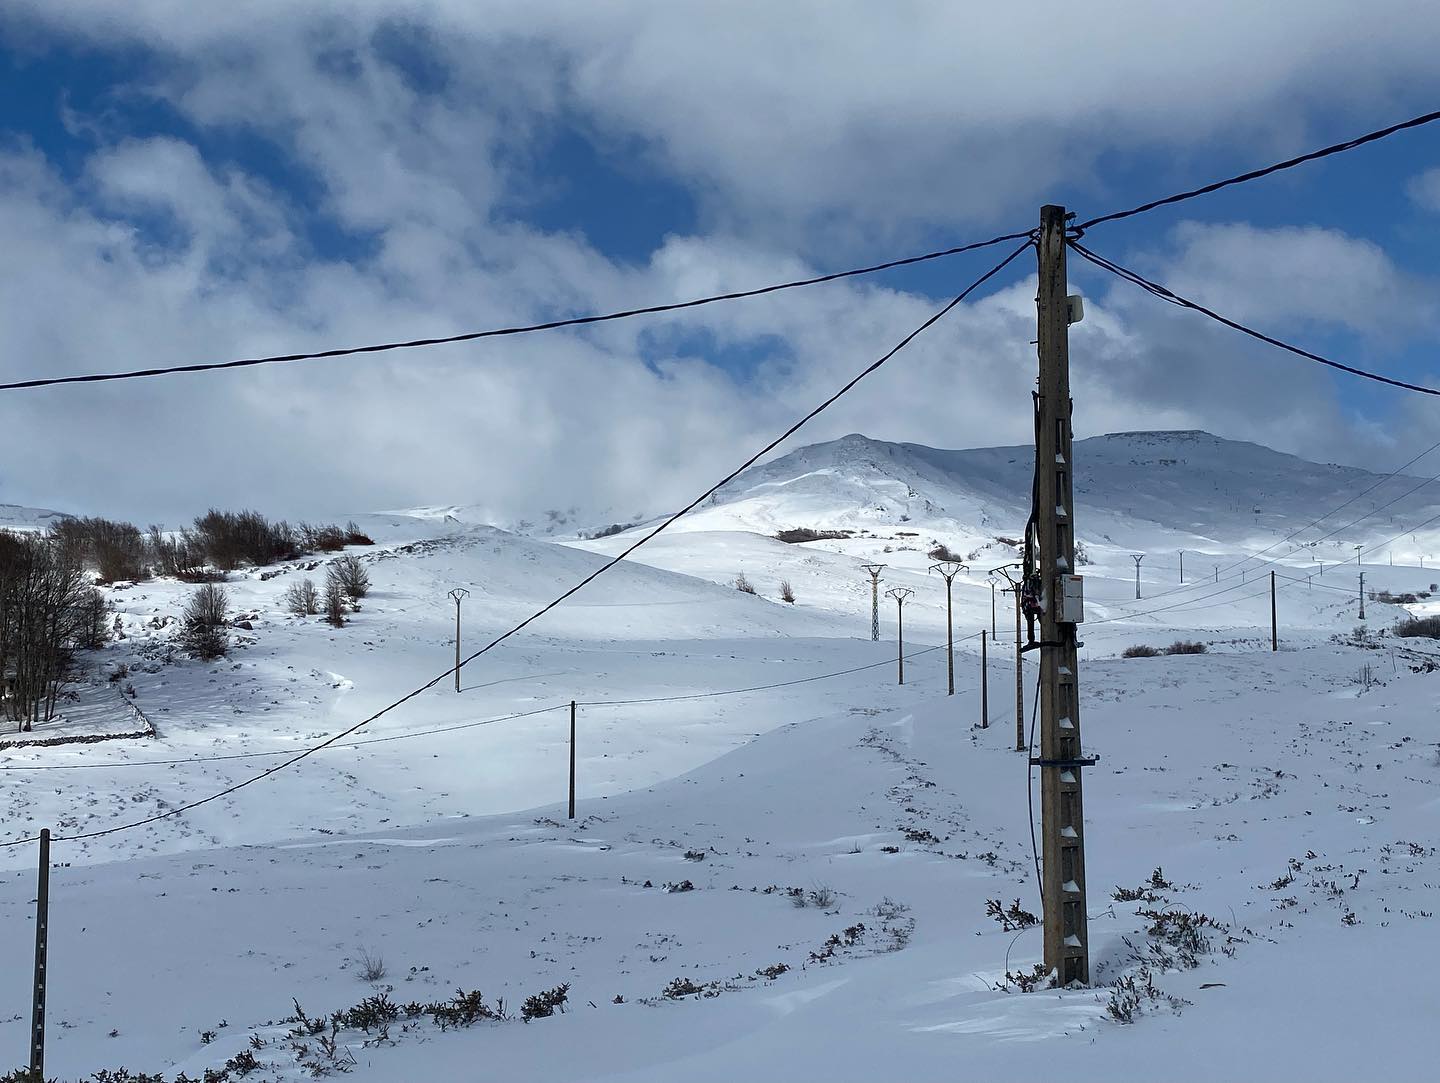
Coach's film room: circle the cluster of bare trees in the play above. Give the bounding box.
[152,512,374,577]
[39,511,376,585]
[283,554,371,627]
[0,531,107,731]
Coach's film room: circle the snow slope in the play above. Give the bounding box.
[1,430,1439,1080]
[0,502,70,531]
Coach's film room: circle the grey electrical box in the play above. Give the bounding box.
[1066,294,1085,325]
[1059,575,1085,623]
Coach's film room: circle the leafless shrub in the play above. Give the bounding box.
[734,572,757,595]
[779,579,796,603]
[324,578,346,627]
[284,578,321,617]
[180,583,230,660]
[330,554,370,605]
[1164,640,1208,655]
[1122,644,1160,658]
[356,947,386,984]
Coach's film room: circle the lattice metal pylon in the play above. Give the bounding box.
[861,564,886,641]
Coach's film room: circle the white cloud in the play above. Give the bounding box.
[1,3,1437,528]
[1407,167,1440,212]
[1128,221,1437,336]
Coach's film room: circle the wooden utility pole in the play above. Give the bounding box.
[980,629,989,728]
[1035,205,1091,986]
[1359,571,1366,621]
[568,701,577,819]
[861,564,886,641]
[993,563,1026,751]
[930,561,966,695]
[1270,571,1278,652]
[447,588,469,693]
[886,587,913,684]
[31,828,50,1080]
[1179,550,1185,583]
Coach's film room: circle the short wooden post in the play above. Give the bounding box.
[980,630,989,728]
[568,701,577,820]
[1270,572,1278,652]
[31,828,50,1080]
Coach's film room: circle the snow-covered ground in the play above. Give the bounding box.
[1,430,1437,1081]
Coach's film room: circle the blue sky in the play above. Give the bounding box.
[3,2,1440,522]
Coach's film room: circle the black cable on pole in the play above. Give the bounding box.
[1069,240,1440,397]
[0,241,1030,848]
[0,231,1031,393]
[1076,109,1440,231]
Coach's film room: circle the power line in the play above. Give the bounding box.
[0,231,1031,394]
[1069,240,1440,397]
[3,639,964,773]
[0,241,1030,847]
[576,640,959,708]
[1212,437,1440,581]
[0,703,567,772]
[1076,108,1440,231]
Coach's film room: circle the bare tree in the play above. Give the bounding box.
[283,578,320,617]
[323,577,347,627]
[180,583,230,660]
[0,530,102,730]
[330,554,370,606]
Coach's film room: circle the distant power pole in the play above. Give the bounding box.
[993,563,1026,752]
[929,561,967,695]
[980,629,989,728]
[861,564,886,641]
[1178,550,1185,584]
[1354,544,1363,571]
[1035,204,1092,986]
[1132,554,1144,599]
[1359,571,1366,621]
[988,576,998,637]
[447,588,469,693]
[1270,571,1278,652]
[885,588,914,684]
[1213,565,1219,583]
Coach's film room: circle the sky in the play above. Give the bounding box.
[3,1,1440,527]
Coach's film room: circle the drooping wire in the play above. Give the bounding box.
[1025,666,1043,910]
[0,241,1032,847]
[0,231,1031,393]
[1069,240,1440,397]
[3,640,960,772]
[1076,109,1440,231]
[0,703,569,772]
[1210,436,1440,582]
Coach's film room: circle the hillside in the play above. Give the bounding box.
[2,431,1439,1080]
[641,430,1437,559]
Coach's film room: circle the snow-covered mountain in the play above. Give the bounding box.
[644,430,1440,562]
[0,502,71,531]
